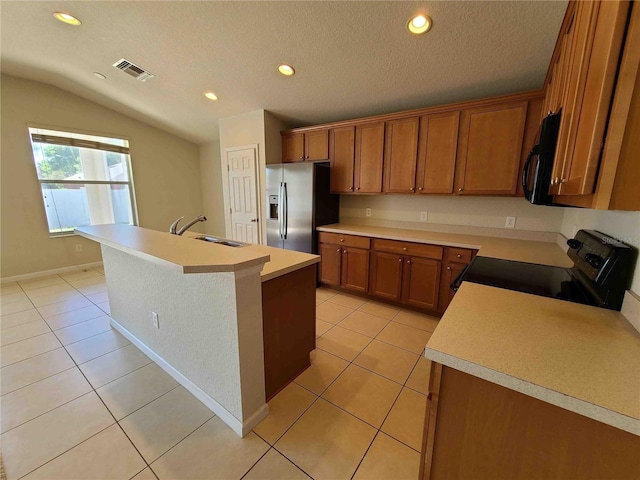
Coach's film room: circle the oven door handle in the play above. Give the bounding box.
[450,263,472,292]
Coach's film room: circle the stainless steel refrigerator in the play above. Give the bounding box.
[266,162,339,254]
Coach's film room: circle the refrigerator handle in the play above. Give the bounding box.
[278,182,284,239]
[283,182,288,239]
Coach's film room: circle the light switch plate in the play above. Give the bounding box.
[505,216,516,229]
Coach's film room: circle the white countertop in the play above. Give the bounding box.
[425,282,640,436]
[77,225,318,279]
[317,223,572,267]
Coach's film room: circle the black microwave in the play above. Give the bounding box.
[522,111,561,205]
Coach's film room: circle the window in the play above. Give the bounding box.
[28,127,137,235]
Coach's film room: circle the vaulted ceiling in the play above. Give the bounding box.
[0,1,567,144]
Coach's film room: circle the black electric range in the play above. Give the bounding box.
[451,230,636,310]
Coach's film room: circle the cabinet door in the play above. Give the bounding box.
[305,129,329,161]
[319,243,342,286]
[402,256,441,311]
[329,126,355,193]
[354,122,384,193]
[341,247,370,293]
[416,112,459,194]
[383,117,420,193]
[282,133,305,163]
[456,101,528,195]
[558,0,630,196]
[439,262,467,312]
[369,251,403,301]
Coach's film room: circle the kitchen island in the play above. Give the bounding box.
[76,225,319,437]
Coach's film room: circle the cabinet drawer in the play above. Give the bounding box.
[446,248,473,264]
[318,232,370,249]
[372,239,443,260]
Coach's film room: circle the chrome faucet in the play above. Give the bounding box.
[169,215,207,235]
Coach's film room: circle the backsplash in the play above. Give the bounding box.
[340,195,565,234]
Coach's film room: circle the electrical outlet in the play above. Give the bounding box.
[505,216,517,229]
[420,211,428,222]
[365,208,372,217]
[152,312,159,329]
[75,244,83,252]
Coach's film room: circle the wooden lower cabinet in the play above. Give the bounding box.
[319,240,369,293]
[439,261,468,312]
[369,251,403,300]
[401,256,440,310]
[261,265,316,400]
[318,242,342,286]
[421,363,640,479]
[341,247,369,293]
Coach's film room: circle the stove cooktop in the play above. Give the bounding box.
[455,256,592,305]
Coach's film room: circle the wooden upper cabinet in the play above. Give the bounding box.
[282,130,329,163]
[557,0,630,196]
[416,112,460,194]
[383,117,420,193]
[354,122,384,193]
[305,130,329,161]
[282,132,304,163]
[456,101,528,195]
[330,126,356,193]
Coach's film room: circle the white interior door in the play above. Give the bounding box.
[227,148,260,244]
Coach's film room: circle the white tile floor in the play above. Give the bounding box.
[1,270,437,479]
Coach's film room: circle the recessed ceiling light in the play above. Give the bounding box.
[407,14,432,35]
[277,64,295,76]
[93,72,106,80]
[204,92,218,101]
[53,12,82,26]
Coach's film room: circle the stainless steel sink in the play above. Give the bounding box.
[192,236,248,248]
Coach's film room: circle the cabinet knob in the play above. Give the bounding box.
[349,187,353,191]
[398,258,403,262]
[418,187,423,191]
[336,248,341,252]
[409,187,414,192]
[300,156,304,160]
[458,187,464,192]
[342,249,346,254]
[406,260,411,264]
[340,238,344,242]
[447,266,451,270]
[356,187,360,191]
[403,247,407,251]
[456,254,462,258]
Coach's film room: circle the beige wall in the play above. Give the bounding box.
[561,209,640,295]
[341,195,565,232]
[0,74,202,278]
[199,141,226,236]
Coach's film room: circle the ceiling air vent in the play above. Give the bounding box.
[112,58,155,82]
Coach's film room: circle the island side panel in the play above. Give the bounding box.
[101,245,264,428]
[261,264,316,400]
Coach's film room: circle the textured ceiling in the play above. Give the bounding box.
[0,1,567,145]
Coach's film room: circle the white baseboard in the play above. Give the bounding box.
[1,262,104,284]
[108,317,268,437]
